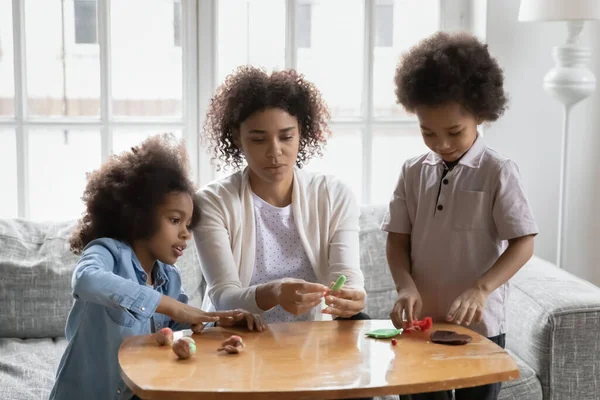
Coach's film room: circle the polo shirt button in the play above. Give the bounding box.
[117,389,121,394]
[443,179,449,184]
[437,204,444,211]
[141,307,146,311]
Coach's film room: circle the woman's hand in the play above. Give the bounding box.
[323,285,366,318]
[277,278,329,316]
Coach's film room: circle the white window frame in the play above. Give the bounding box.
[5,0,477,219]
[3,0,199,219]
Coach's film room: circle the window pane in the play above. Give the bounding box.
[111,0,183,117]
[305,128,363,203]
[296,0,364,119]
[28,130,101,221]
[0,130,18,217]
[375,3,393,48]
[0,0,15,116]
[370,126,429,204]
[112,128,182,155]
[373,0,439,118]
[217,0,286,83]
[74,0,97,44]
[173,0,181,47]
[25,0,101,117]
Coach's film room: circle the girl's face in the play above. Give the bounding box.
[414,102,480,162]
[137,192,193,269]
[236,108,300,186]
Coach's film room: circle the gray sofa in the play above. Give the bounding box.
[1,205,599,400]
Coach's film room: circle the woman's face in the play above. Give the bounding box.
[237,108,300,185]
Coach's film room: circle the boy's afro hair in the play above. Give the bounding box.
[394,31,508,121]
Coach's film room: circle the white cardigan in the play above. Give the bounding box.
[193,167,365,320]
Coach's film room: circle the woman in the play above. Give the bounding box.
[194,66,367,323]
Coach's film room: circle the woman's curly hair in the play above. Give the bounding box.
[394,31,508,122]
[69,133,200,254]
[203,66,331,171]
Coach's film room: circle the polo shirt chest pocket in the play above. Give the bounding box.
[454,190,488,230]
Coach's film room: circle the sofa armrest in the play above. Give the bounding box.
[506,256,600,400]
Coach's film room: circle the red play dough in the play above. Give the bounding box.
[155,327,174,346]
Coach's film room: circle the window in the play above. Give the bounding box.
[74,0,97,44]
[297,3,312,49]
[3,0,468,220]
[2,0,196,221]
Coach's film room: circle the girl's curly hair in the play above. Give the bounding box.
[394,31,508,122]
[69,133,200,254]
[203,66,331,171]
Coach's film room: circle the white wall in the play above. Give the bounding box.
[484,0,600,285]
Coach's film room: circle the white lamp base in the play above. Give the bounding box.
[543,20,597,268]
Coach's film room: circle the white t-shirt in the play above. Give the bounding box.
[249,192,319,323]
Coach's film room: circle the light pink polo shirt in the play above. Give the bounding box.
[381,135,538,337]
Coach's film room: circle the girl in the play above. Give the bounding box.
[383,32,538,400]
[195,66,368,324]
[50,134,264,400]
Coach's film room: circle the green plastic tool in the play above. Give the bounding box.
[365,328,403,339]
[330,275,346,291]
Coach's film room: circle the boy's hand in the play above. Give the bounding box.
[390,288,422,329]
[216,309,267,332]
[446,287,488,326]
[323,285,366,318]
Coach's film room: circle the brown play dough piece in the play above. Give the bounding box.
[218,335,245,354]
[430,330,472,345]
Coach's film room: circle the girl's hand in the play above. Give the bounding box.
[323,285,366,318]
[157,294,242,326]
[446,287,488,326]
[216,309,267,332]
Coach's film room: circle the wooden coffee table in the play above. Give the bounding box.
[119,320,519,399]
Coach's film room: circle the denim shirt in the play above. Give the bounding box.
[49,238,190,400]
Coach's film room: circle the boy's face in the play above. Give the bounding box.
[145,191,193,267]
[414,102,480,162]
[237,108,300,186]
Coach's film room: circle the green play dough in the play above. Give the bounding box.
[365,328,403,338]
[330,275,346,291]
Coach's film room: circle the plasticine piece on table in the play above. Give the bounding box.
[330,275,347,291]
[172,336,197,360]
[403,317,433,333]
[218,335,245,354]
[155,327,174,346]
[430,330,472,345]
[365,328,403,339]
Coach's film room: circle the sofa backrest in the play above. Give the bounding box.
[0,205,393,338]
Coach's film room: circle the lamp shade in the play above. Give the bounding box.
[518,0,600,21]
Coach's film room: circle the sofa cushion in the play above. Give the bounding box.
[0,218,204,339]
[498,350,543,400]
[0,337,68,400]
